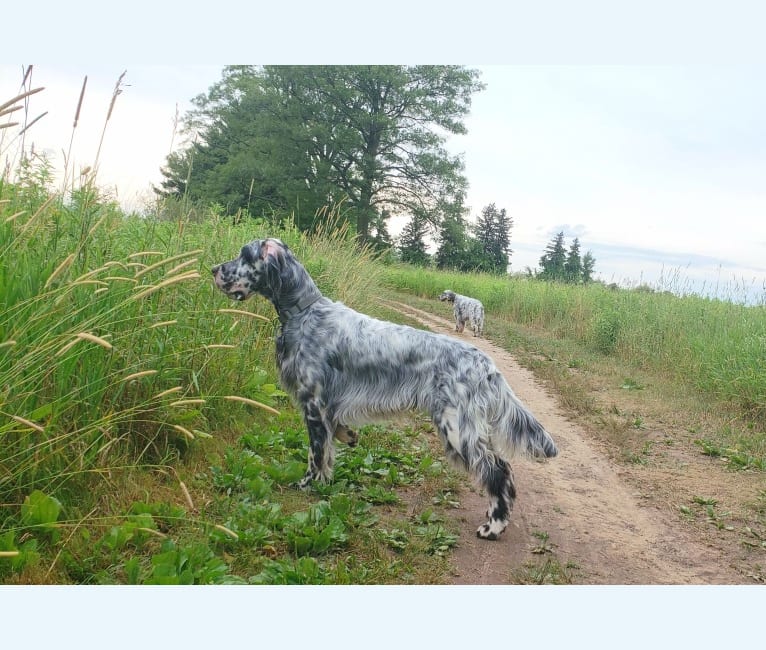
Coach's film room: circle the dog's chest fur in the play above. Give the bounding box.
[274,302,336,400]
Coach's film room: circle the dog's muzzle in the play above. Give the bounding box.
[211,266,248,301]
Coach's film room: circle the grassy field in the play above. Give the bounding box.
[2,151,765,584]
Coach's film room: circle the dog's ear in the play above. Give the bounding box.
[260,239,286,264]
[240,240,285,266]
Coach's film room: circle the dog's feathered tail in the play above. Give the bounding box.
[487,372,558,459]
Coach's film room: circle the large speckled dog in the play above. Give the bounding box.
[439,289,485,337]
[212,238,557,540]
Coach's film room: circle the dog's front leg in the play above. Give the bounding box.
[297,397,335,488]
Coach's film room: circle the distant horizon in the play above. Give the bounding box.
[389,215,766,306]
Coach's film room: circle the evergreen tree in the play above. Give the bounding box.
[564,237,583,283]
[434,209,485,272]
[495,206,513,269]
[538,233,596,283]
[397,214,431,266]
[472,203,513,274]
[539,231,567,280]
[474,203,496,259]
[435,212,470,270]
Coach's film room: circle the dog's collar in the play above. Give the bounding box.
[278,293,322,323]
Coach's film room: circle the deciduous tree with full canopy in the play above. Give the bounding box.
[158,65,484,244]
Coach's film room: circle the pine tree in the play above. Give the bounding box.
[435,212,469,270]
[539,231,567,280]
[564,237,583,283]
[494,206,513,271]
[397,214,431,266]
[473,203,512,274]
[538,233,596,283]
[474,203,496,258]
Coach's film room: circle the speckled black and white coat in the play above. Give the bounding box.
[212,238,557,540]
[438,290,485,337]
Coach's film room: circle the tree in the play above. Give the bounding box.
[538,232,597,283]
[473,202,513,274]
[433,210,485,272]
[158,66,484,243]
[397,213,431,266]
[581,250,596,283]
[564,237,583,283]
[539,231,567,280]
[435,211,470,270]
[495,206,513,269]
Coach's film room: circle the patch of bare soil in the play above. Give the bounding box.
[386,300,756,584]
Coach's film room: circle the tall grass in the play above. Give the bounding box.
[383,264,766,423]
[0,160,381,526]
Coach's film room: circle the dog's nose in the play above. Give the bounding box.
[211,265,220,276]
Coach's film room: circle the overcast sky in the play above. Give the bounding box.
[2,62,765,302]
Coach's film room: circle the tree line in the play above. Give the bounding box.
[538,231,596,283]
[398,203,596,283]
[159,65,596,282]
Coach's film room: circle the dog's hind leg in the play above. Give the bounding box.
[453,307,462,332]
[474,455,515,540]
[297,396,335,488]
[434,406,515,540]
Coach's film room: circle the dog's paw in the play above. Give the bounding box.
[295,472,315,490]
[476,518,507,541]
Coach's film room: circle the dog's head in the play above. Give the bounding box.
[211,238,288,302]
[438,290,456,303]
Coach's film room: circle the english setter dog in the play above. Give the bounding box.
[212,238,557,540]
[439,289,485,337]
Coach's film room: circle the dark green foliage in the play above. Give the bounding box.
[539,231,567,280]
[435,212,469,270]
[539,232,596,284]
[158,65,484,243]
[581,251,596,283]
[397,213,431,267]
[472,203,513,274]
[434,211,483,272]
[564,237,582,282]
[434,202,514,274]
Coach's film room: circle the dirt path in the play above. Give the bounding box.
[385,300,744,584]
